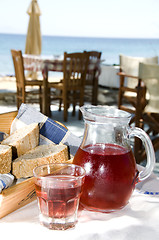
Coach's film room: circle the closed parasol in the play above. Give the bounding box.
[25,0,41,55]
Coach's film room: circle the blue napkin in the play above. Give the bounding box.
[12,103,81,156]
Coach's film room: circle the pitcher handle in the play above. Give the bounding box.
[128,127,155,181]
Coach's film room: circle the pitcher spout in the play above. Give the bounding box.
[80,105,131,125]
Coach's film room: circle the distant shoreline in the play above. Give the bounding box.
[0,34,159,76]
[0,32,159,41]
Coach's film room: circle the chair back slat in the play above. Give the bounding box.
[120,54,158,88]
[84,51,101,60]
[118,54,158,118]
[139,62,159,113]
[11,49,42,111]
[63,52,89,89]
[11,50,26,101]
[83,51,101,105]
[134,62,159,163]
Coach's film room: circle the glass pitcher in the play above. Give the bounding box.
[73,105,155,212]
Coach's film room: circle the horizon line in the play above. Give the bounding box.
[0,32,159,40]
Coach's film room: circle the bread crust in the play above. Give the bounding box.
[12,144,69,178]
[0,145,12,174]
[1,123,39,158]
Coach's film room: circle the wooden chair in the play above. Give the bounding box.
[11,50,43,111]
[47,52,89,121]
[134,62,159,163]
[117,54,158,124]
[84,51,102,105]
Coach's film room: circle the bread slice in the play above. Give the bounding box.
[0,145,12,174]
[12,144,70,179]
[1,123,39,158]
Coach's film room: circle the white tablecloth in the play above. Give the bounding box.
[23,54,101,74]
[1,171,159,240]
[99,64,120,88]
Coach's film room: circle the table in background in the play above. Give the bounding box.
[23,54,101,116]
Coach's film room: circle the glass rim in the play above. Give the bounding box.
[33,163,86,181]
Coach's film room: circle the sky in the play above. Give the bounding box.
[0,0,159,39]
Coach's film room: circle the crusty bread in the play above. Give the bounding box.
[0,145,12,174]
[1,123,39,158]
[12,144,70,179]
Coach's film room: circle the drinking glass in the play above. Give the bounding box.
[33,163,85,230]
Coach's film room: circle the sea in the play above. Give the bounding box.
[0,33,159,76]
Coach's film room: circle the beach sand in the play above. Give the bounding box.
[0,76,16,108]
[0,76,16,90]
[0,76,16,93]
[0,75,119,107]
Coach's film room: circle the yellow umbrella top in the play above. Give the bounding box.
[27,0,41,16]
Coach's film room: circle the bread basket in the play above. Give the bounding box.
[0,111,73,218]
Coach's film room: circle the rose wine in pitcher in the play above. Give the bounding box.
[74,105,155,212]
[73,143,138,212]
